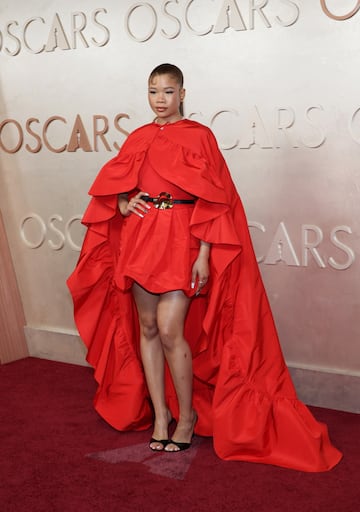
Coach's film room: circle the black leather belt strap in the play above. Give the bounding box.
[141,196,195,204]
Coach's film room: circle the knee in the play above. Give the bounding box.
[158,327,178,352]
[140,316,158,341]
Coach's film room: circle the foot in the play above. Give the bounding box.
[149,409,173,451]
[149,438,169,451]
[165,410,197,453]
[165,439,192,452]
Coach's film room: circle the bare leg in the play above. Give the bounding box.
[157,291,197,451]
[132,283,170,450]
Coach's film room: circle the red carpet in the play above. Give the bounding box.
[0,357,359,511]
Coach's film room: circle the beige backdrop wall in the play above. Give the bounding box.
[0,0,359,412]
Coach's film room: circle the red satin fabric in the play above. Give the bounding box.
[67,119,342,471]
[116,155,200,295]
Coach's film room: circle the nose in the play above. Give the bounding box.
[157,92,166,103]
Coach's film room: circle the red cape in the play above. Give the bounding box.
[67,120,342,471]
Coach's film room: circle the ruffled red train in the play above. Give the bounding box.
[67,119,342,472]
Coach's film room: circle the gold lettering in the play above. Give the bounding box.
[43,116,67,152]
[25,118,42,153]
[67,115,92,152]
[93,115,111,151]
[113,114,130,151]
[320,0,360,20]
[0,119,23,153]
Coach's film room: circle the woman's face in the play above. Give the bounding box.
[148,73,185,124]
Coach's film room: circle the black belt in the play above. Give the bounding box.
[140,192,195,210]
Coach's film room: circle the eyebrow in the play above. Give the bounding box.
[148,86,175,90]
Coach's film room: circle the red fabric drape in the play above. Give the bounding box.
[67,120,342,471]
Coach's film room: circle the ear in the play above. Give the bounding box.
[180,88,186,102]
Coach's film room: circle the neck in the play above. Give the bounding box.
[155,115,183,125]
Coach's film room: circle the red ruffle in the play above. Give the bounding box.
[67,120,342,472]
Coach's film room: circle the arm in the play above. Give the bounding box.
[118,193,130,216]
[191,241,211,295]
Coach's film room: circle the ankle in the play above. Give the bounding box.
[154,407,172,425]
[178,409,197,426]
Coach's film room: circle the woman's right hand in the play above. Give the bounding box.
[118,192,151,218]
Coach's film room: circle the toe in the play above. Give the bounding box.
[164,443,179,452]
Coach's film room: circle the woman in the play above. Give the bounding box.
[68,63,342,469]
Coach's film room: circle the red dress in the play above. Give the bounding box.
[67,119,342,472]
[115,154,199,295]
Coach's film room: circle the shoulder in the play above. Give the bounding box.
[127,122,156,141]
[177,119,219,147]
[179,119,221,155]
[120,122,156,152]
[182,119,213,136]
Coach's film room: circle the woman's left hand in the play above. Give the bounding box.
[191,256,209,295]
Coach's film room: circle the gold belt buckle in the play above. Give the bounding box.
[154,192,174,210]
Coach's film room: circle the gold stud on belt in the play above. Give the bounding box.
[153,192,174,210]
